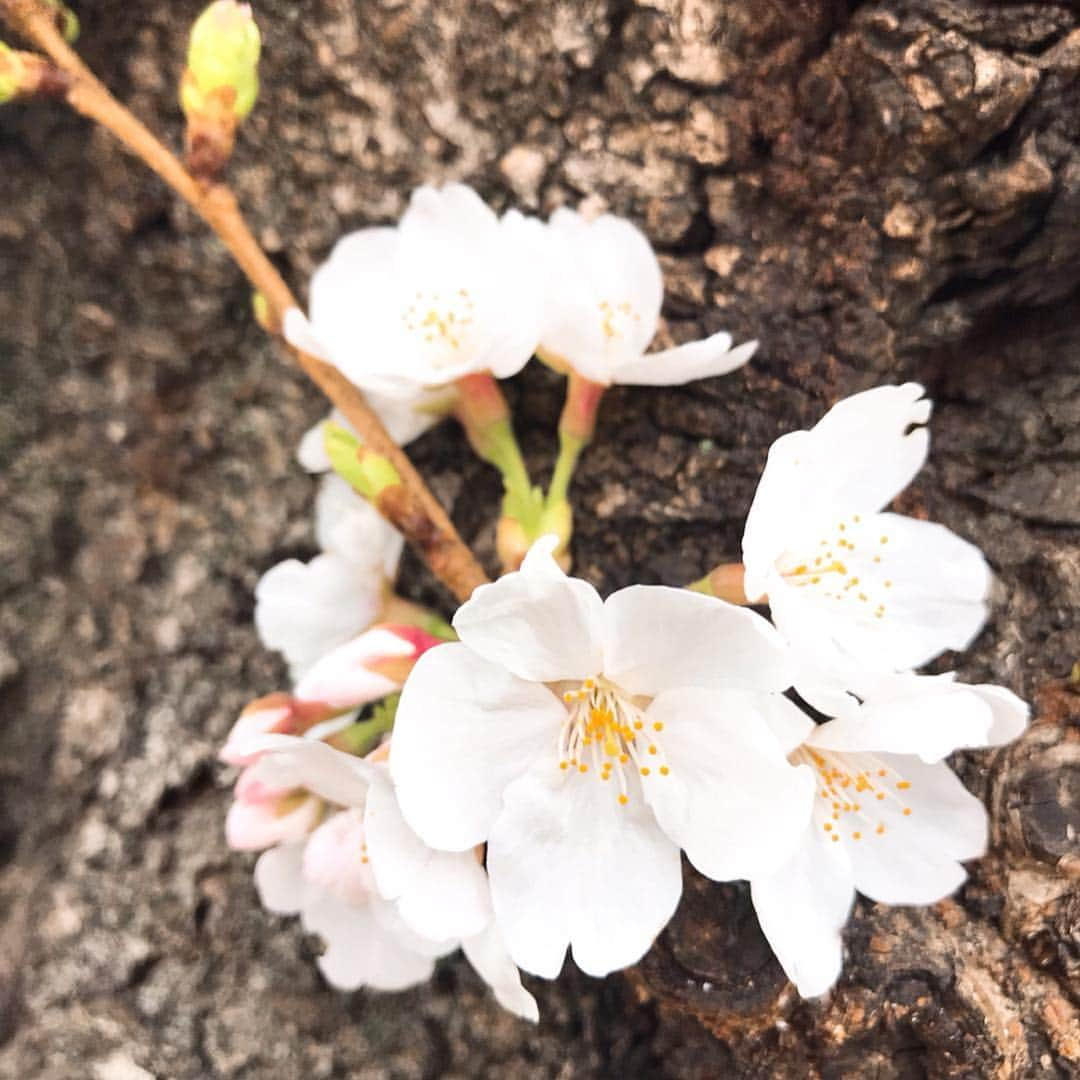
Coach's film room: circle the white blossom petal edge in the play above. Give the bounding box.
[538,207,756,386]
[391,535,813,978]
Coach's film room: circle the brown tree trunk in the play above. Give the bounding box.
[0,1,1076,1076]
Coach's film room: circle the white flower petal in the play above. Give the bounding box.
[364,770,490,941]
[367,387,447,445]
[396,850,491,943]
[750,825,855,998]
[602,586,793,697]
[369,894,457,960]
[452,535,605,682]
[613,335,757,387]
[845,756,986,905]
[314,473,404,576]
[641,688,815,881]
[742,429,814,601]
[391,643,563,851]
[225,792,321,851]
[297,412,338,473]
[472,211,544,380]
[254,842,307,915]
[307,227,404,382]
[742,384,932,598]
[807,679,995,763]
[244,734,374,808]
[767,512,991,675]
[462,921,539,1022]
[302,809,377,906]
[756,691,818,755]
[487,769,682,978]
[973,684,1029,747]
[397,183,500,283]
[806,383,932,513]
[539,209,662,384]
[363,768,431,900]
[302,891,436,992]
[293,627,411,709]
[283,308,331,361]
[254,554,383,676]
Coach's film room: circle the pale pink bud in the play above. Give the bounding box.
[294,624,444,710]
[224,763,322,851]
[219,692,338,766]
[301,809,374,906]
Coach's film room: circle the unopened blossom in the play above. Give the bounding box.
[391,536,814,979]
[292,624,445,711]
[255,477,403,678]
[284,183,542,397]
[224,757,322,851]
[219,692,331,767]
[537,207,757,387]
[750,672,1028,997]
[244,735,537,1018]
[222,625,441,768]
[742,384,991,682]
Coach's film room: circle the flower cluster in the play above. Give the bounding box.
[221,183,1028,1016]
[284,183,755,406]
[283,183,757,566]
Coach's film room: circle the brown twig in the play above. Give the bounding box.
[0,0,488,602]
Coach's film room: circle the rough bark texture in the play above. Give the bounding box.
[1,1,1078,1076]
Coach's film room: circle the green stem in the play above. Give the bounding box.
[546,431,585,509]
[328,694,399,756]
[484,420,534,505]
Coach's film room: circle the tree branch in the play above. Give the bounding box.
[0,0,488,602]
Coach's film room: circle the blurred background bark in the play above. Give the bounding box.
[0,1,1077,1076]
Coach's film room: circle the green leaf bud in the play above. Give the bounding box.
[183,1,261,121]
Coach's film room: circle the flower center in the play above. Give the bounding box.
[598,299,641,342]
[791,746,913,843]
[558,676,669,806]
[777,513,894,621]
[402,287,476,367]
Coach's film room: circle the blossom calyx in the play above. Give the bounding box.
[323,422,401,502]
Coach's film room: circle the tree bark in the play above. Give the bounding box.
[0,1,1076,1076]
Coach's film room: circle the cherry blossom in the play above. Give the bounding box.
[391,536,813,978]
[284,183,542,396]
[742,384,991,680]
[537,207,757,387]
[750,672,1028,997]
[239,735,537,1019]
[254,475,403,678]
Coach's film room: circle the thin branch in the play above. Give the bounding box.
[0,0,488,602]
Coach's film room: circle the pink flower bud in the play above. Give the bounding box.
[220,693,339,766]
[224,763,322,851]
[301,809,375,905]
[294,625,444,710]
